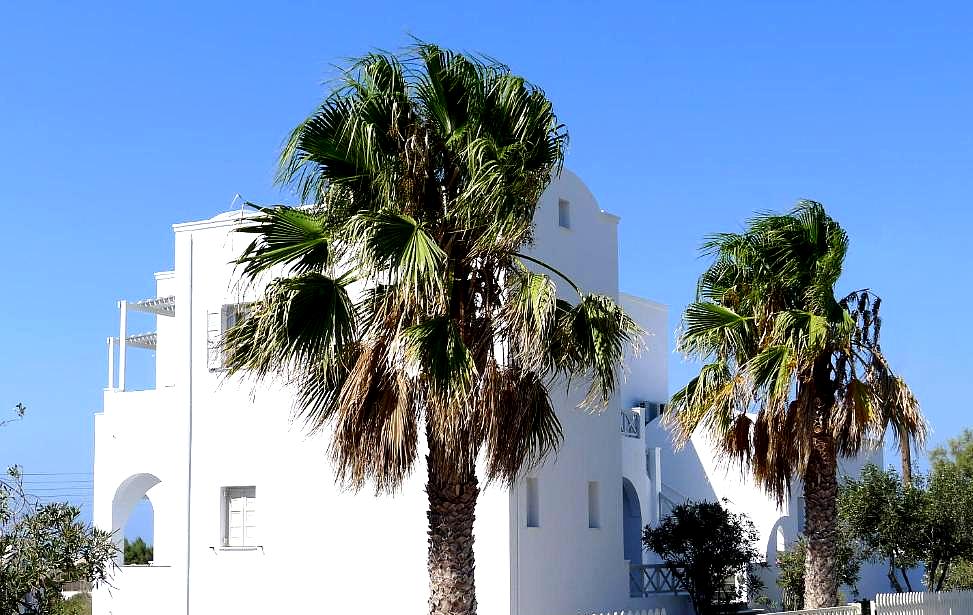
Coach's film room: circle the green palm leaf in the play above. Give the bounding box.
[351,211,446,305]
[236,205,333,277]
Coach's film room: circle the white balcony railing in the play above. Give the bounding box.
[621,409,641,438]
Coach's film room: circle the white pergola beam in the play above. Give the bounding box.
[118,300,127,392]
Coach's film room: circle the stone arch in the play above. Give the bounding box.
[111,473,161,565]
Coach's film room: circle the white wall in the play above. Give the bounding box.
[92,388,188,614]
[618,294,670,547]
[510,172,672,615]
[93,170,673,615]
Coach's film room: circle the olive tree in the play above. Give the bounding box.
[1,406,117,614]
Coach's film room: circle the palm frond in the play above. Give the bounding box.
[546,294,643,407]
[351,211,446,306]
[235,205,334,279]
[401,317,477,408]
[478,363,562,484]
[665,360,735,446]
[501,263,557,367]
[223,272,357,379]
[678,302,753,360]
[329,336,419,493]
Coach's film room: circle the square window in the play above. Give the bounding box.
[222,486,257,547]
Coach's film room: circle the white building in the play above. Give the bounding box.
[92,171,884,615]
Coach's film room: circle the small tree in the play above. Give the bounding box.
[918,461,973,590]
[929,429,973,477]
[838,464,923,592]
[1,406,117,614]
[123,537,153,565]
[928,430,973,590]
[776,535,865,610]
[0,467,117,614]
[941,559,973,591]
[839,463,973,592]
[643,500,761,615]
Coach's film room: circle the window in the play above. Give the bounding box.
[587,481,601,529]
[557,199,571,229]
[797,495,806,533]
[222,486,257,547]
[207,303,251,371]
[526,477,540,528]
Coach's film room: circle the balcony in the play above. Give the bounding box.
[621,408,642,438]
[629,564,687,597]
[106,296,174,392]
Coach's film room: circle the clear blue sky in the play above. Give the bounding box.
[1,2,970,532]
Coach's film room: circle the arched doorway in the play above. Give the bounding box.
[622,478,642,564]
[124,497,155,564]
[111,473,161,565]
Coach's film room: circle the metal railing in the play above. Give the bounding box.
[621,409,641,438]
[629,564,686,597]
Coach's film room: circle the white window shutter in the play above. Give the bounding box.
[244,494,257,544]
[227,492,245,547]
[206,310,223,371]
[222,303,237,330]
[222,486,257,547]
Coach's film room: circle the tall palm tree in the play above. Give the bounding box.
[222,45,640,615]
[667,202,925,608]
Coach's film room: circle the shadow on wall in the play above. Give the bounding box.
[650,429,720,516]
[639,427,720,568]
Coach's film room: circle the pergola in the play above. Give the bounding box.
[108,296,175,391]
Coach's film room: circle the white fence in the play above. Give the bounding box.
[776,606,861,615]
[874,590,973,614]
[582,610,667,615]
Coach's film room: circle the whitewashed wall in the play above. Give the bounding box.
[92,171,670,615]
[512,171,660,615]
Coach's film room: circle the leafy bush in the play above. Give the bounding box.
[776,534,864,610]
[0,467,116,615]
[643,499,762,615]
[55,594,90,615]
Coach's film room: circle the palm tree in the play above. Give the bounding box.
[222,45,640,615]
[667,202,925,608]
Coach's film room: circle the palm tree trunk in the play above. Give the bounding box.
[426,446,479,615]
[899,432,913,488]
[803,432,840,609]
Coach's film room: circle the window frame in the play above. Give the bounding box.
[587,481,601,529]
[220,485,258,549]
[207,303,252,372]
[526,477,540,528]
[557,198,571,229]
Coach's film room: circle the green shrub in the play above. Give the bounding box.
[56,593,91,615]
